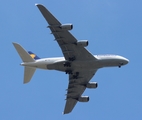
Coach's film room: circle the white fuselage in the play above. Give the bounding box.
[21,54,129,72]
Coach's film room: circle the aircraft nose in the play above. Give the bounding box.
[123,57,129,65]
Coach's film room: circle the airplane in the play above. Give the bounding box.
[13,4,129,114]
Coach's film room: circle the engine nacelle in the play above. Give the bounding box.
[60,24,73,30]
[86,82,98,89]
[76,40,88,47]
[78,96,89,102]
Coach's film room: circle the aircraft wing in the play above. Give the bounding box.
[64,70,97,114]
[36,4,96,61]
[36,4,98,114]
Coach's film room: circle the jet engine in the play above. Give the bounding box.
[60,24,73,30]
[78,96,89,102]
[86,82,98,89]
[76,40,88,47]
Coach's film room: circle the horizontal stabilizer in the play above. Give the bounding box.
[13,43,34,62]
[24,66,36,83]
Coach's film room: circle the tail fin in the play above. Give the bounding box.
[13,42,37,83]
[12,43,34,62]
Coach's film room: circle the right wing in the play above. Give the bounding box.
[36,4,97,61]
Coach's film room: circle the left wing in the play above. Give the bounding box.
[63,70,97,114]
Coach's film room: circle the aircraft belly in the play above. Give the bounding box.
[97,60,120,67]
[36,65,48,69]
[24,60,102,71]
[51,60,100,72]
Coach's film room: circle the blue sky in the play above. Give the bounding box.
[1,0,142,119]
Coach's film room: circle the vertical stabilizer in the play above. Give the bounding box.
[24,67,36,83]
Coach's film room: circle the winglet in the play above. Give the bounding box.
[35,3,38,6]
[35,3,61,25]
[35,3,41,6]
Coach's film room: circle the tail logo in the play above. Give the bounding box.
[28,51,40,60]
[30,54,36,59]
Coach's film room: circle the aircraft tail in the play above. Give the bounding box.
[28,51,40,60]
[12,43,35,62]
[12,42,38,83]
[24,66,36,83]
